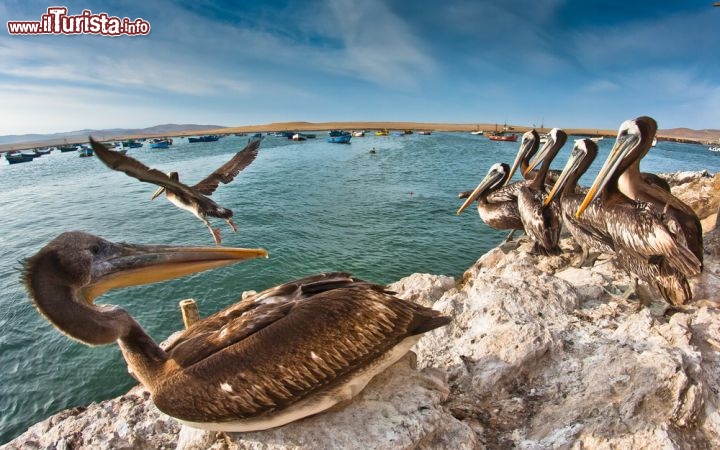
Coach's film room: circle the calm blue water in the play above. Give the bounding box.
[1,132,717,443]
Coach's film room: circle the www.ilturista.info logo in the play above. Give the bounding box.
[7,7,150,36]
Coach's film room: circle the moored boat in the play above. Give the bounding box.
[58,145,78,152]
[487,132,518,142]
[149,138,170,149]
[418,131,432,135]
[188,135,220,143]
[78,146,94,157]
[327,134,352,144]
[375,129,389,136]
[5,152,34,164]
[292,133,306,141]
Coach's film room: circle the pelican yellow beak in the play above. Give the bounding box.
[544,141,586,208]
[576,132,637,218]
[82,243,268,303]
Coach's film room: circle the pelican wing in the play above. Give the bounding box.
[192,137,261,195]
[157,272,449,421]
[89,138,192,193]
[604,203,702,277]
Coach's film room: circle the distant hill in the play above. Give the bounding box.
[0,124,224,146]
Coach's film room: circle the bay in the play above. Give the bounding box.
[1,132,717,443]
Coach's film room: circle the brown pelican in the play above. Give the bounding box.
[543,139,614,266]
[576,117,702,305]
[24,232,451,431]
[611,117,703,268]
[456,162,523,230]
[456,130,541,242]
[515,128,568,255]
[90,137,262,246]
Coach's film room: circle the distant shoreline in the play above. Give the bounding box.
[2,121,718,152]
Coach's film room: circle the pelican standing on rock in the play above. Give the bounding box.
[24,232,451,431]
[515,128,568,255]
[456,130,541,240]
[90,137,262,246]
[576,117,703,305]
[543,139,615,266]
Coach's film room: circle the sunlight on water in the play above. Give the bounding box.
[0,133,718,443]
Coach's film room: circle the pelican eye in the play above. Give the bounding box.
[89,244,101,255]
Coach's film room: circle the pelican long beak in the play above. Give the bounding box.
[544,143,585,208]
[151,186,166,200]
[504,132,536,186]
[456,168,504,215]
[82,243,268,303]
[525,137,554,177]
[575,133,638,218]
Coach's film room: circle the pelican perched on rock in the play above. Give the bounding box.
[515,128,568,255]
[90,137,262,246]
[610,117,703,269]
[543,139,614,266]
[577,117,703,305]
[456,162,523,230]
[24,232,450,431]
[456,130,541,241]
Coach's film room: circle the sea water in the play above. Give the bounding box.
[1,132,717,443]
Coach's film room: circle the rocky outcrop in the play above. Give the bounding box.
[660,170,720,231]
[4,171,720,449]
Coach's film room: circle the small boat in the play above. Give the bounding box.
[5,152,34,164]
[403,130,413,135]
[418,131,432,135]
[122,140,143,148]
[188,135,220,143]
[252,133,263,139]
[375,129,389,136]
[327,134,352,144]
[149,139,170,149]
[709,146,720,152]
[328,130,350,137]
[352,131,365,137]
[470,130,484,135]
[487,132,518,142]
[590,136,604,143]
[78,146,94,157]
[58,145,78,152]
[33,148,53,156]
[291,133,306,141]
[234,132,246,136]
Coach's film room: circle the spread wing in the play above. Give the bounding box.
[89,137,193,194]
[192,137,262,196]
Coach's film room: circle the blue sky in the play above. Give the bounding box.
[1,0,718,134]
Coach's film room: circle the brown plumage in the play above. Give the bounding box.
[90,136,261,245]
[577,117,703,305]
[456,162,524,230]
[23,232,450,431]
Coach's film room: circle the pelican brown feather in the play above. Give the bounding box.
[23,232,450,431]
[90,136,262,245]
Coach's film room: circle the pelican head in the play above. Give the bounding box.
[504,130,540,186]
[23,231,267,346]
[524,128,568,177]
[576,116,657,218]
[151,172,179,200]
[543,139,597,207]
[456,163,510,214]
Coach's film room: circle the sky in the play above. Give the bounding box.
[0,0,718,135]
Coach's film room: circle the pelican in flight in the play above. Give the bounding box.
[543,139,614,266]
[516,128,568,255]
[24,232,450,431]
[90,137,262,245]
[577,117,702,305]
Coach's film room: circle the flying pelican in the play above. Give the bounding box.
[516,128,568,255]
[456,130,540,242]
[90,137,262,246]
[576,118,702,305]
[543,139,614,266]
[24,232,451,431]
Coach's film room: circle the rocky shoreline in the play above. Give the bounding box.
[4,172,719,450]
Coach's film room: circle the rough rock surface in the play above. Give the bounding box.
[4,171,720,449]
[659,170,720,231]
